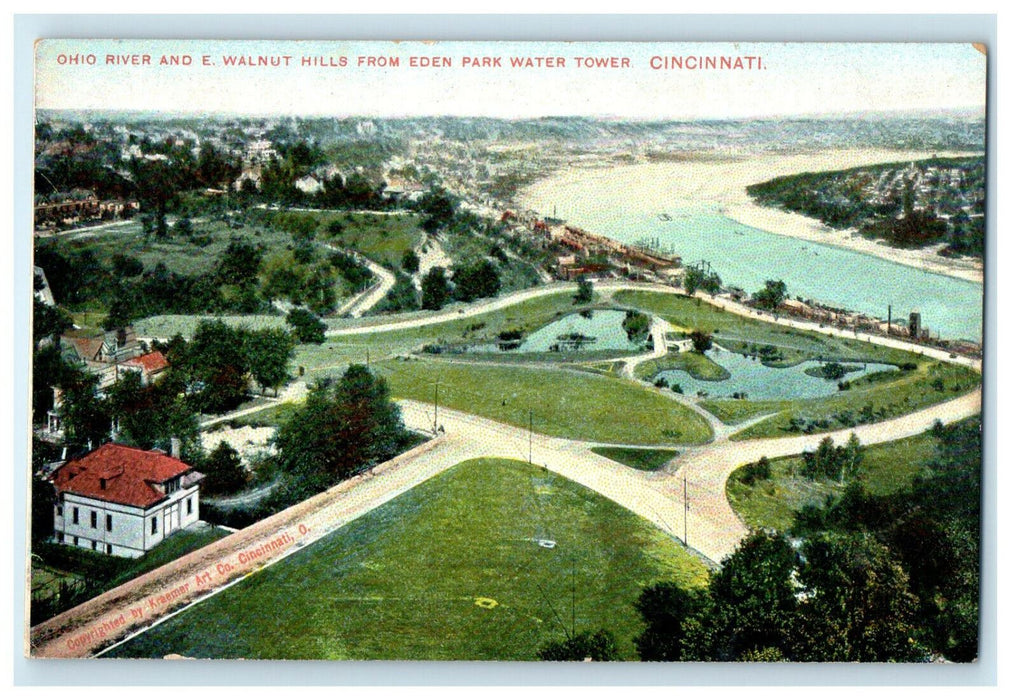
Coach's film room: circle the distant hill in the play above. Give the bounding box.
[746,156,985,259]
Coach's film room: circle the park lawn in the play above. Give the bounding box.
[297,291,595,372]
[44,217,294,279]
[315,211,422,268]
[134,314,288,339]
[703,360,979,440]
[635,351,730,382]
[373,358,713,445]
[614,290,924,367]
[106,459,709,660]
[590,447,679,472]
[223,402,301,429]
[726,427,942,533]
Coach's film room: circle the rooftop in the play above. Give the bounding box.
[52,443,198,509]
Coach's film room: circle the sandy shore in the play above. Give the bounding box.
[519,148,983,284]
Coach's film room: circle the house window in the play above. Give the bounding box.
[72,507,79,525]
[106,514,113,531]
[55,532,63,543]
[56,505,62,517]
[166,479,178,495]
[187,497,193,515]
[92,541,97,551]
[73,536,78,546]
[90,511,97,528]
[151,516,158,534]
[106,544,113,555]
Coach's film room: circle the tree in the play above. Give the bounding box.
[202,441,248,495]
[33,299,72,348]
[573,275,594,304]
[622,310,651,341]
[538,629,623,661]
[451,260,501,302]
[182,320,250,413]
[59,371,112,451]
[274,365,410,487]
[683,267,722,296]
[244,327,295,395]
[106,370,199,455]
[690,330,713,354]
[707,530,799,660]
[421,267,452,311]
[401,249,420,274]
[286,308,326,344]
[217,237,263,287]
[752,279,788,311]
[791,533,924,662]
[634,582,710,661]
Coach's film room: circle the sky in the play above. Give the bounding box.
[35,40,987,120]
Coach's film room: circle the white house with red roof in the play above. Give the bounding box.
[50,442,204,558]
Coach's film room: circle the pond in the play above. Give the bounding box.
[653,345,899,401]
[472,310,649,354]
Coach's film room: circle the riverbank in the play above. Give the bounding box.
[520,148,984,284]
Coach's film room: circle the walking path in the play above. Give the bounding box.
[30,381,981,658]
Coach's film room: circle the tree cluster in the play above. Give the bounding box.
[636,418,981,663]
[683,267,722,296]
[273,365,413,494]
[800,433,864,483]
[635,530,924,662]
[752,279,788,311]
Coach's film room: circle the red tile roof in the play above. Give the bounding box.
[122,350,170,373]
[53,443,194,509]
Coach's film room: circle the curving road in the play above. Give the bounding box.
[30,280,984,658]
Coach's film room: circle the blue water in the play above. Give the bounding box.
[474,310,646,353]
[655,346,898,401]
[532,182,983,341]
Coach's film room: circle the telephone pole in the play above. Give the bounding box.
[683,475,688,545]
[433,380,439,434]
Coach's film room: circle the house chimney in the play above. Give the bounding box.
[170,437,181,459]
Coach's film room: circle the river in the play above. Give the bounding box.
[521,164,983,342]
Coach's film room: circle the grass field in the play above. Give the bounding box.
[702,360,979,440]
[590,447,679,472]
[314,211,422,268]
[134,314,288,339]
[373,358,713,445]
[613,290,923,367]
[635,351,730,382]
[296,291,590,370]
[725,428,941,532]
[106,459,709,660]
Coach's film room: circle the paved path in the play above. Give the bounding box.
[324,279,982,374]
[30,380,981,659]
[321,243,397,319]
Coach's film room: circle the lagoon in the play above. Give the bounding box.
[655,346,898,401]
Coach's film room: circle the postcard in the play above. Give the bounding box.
[26,39,986,663]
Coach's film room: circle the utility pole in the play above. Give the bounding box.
[433,381,439,434]
[529,408,534,464]
[683,475,688,545]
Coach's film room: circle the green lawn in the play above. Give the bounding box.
[590,447,679,472]
[702,360,979,440]
[725,428,941,532]
[316,211,422,268]
[635,351,730,382]
[107,459,709,660]
[134,314,288,339]
[373,358,713,445]
[614,290,923,367]
[297,291,595,370]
